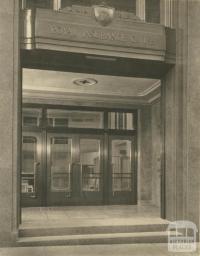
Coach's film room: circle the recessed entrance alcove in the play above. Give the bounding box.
[18,1,176,246]
[20,67,165,245]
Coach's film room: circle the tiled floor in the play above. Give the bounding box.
[0,244,199,256]
[21,204,163,228]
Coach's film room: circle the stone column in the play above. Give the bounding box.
[162,0,187,221]
[186,0,200,237]
[163,0,200,241]
[0,1,20,246]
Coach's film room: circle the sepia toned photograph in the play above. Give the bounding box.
[0,0,199,255]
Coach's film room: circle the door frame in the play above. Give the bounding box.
[46,132,75,206]
[22,105,169,211]
[46,132,105,206]
[21,131,44,207]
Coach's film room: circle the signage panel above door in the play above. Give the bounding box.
[21,6,175,63]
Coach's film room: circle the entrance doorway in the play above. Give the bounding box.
[47,133,104,206]
[21,107,137,207]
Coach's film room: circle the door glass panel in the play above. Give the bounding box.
[50,137,72,192]
[111,140,132,192]
[24,0,52,9]
[21,136,37,193]
[22,108,42,128]
[47,109,104,129]
[108,112,135,130]
[80,139,101,192]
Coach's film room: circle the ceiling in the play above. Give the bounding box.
[23,68,160,104]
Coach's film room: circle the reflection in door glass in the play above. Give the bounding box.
[50,137,72,192]
[22,108,42,127]
[21,136,37,193]
[111,140,132,192]
[108,112,134,130]
[80,139,101,192]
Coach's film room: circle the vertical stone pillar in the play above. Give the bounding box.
[0,1,20,246]
[163,0,200,241]
[136,0,146,21]
[186,0,200,238]
[162,0,187,221]
[139,106,152,203]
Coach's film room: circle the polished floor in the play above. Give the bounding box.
[21,204,163,228]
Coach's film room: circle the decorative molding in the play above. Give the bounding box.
[138,80,161,96]
[160,0,173,27]
[136,0,146,21]
[21,9,35,50]
[23,79,161,106]
[23,92,150,109]
[148,93,161,104]
[21,0,26,10]
[53,0,62,11]
[60,5,143,23]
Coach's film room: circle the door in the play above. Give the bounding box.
[79,135,104,204]
[46,133,104,205]
[46,134,73,206]
[108,136,136,204]
[21,132,43,207]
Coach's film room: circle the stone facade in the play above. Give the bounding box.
[0,0,199,246]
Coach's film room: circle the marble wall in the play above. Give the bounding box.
[151,100,161,207]
[139,101,161,207]
[139,106,152,202]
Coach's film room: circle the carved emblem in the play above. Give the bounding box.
[93,5,115,26]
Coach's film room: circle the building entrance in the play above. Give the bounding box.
[21,107,137,207]
[47,133,104,206]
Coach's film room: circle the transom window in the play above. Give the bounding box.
[22,107,137,131]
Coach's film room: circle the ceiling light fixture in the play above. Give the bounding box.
[73,78,98,86]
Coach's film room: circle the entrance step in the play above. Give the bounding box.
[19,221,169,237]
[18,231,172,246]
[18,218,171,246]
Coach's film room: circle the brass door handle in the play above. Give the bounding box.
[34,162,40,173]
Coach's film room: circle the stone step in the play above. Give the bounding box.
[17,231,172,247]
[19,221,169,237]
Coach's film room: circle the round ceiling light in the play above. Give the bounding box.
[73,78,98,86]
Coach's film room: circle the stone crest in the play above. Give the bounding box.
[93,5,115,26]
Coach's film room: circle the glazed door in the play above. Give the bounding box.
[47,134,74,205]
[21,132,43,207]
[108,136,136,204]
[46,133,103,205]
[78,135,104,204]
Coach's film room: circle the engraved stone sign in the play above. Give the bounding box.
[46,22,163,50]
[22,6,169,60]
